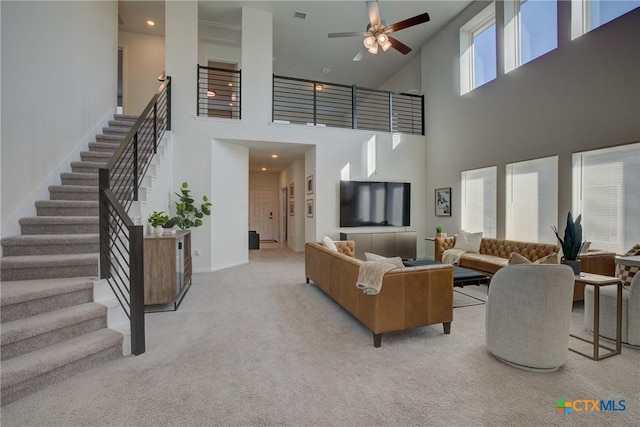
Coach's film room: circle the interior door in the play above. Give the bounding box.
[250,190,274,241]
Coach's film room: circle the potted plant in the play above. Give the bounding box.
[435,226,446,238]
[148,211,169,237]
[552,211,584,275]
[174,182,212,230]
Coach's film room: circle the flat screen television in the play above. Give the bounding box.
[340,180,411,227]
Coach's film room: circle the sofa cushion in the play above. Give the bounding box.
[453,230,483,253]
[617,243,640,288]
[460,253,508,275]
[322,236,338,252]
[364,252,405,269]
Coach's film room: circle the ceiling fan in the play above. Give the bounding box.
[328,0,430,61]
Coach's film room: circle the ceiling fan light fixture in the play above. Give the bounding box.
[377,33,388,44]
[380,39,392,51]
[363,35,376,49]
[368,42,379,54]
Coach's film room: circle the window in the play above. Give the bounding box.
[460,3,497,94]
[506,156,558,244]
[461,166,497,237]
[572,142,640,254]
[572,0,640,39]
[504,0,558,73]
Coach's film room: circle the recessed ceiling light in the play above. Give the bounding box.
[146,20,156,27]
[261,167,267,171]
[271,154,278,158]
[228,82,233,86]
[315,84,323,91]
[207,90,216,97]
[321,68,331,74]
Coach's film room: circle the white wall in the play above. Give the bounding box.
[1,1,117,238]
[421,4,640,258]
[198,42,241,67]
[379,55,422,94]
[165,3,430,271]
[118,31,165,115]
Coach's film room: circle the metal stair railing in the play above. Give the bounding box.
[98,75,171,356]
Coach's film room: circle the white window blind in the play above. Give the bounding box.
[572,142,640,254]
[506,156,558,244]
[461,166,497,237]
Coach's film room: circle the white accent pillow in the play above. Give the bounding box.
[322,236,338,252]
[579,241,591,255]
[364,252,405,269]
[453,230,483,253]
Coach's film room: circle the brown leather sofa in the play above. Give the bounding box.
[434,236,616,300]
[305,241,454,347]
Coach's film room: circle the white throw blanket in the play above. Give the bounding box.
[442,248,467,265]
[356,261,397,295]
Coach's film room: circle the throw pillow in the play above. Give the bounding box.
[617,243,640,288]
[364,252,405,269]
[322,236,338,252]
[508,252,531,265]
[508,252,559,265]
[579,241,591,255]
[453,230,483,253]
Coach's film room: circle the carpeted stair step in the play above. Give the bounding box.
[71,161,106,174]
[35,200,98,217]
[113,114,138,122]
[1,303,107,361]
[0,328,123,406]
[96,133,125,143]
[88,141,121,153]
[0,253,99,281]
[49,185,97,201]
[107,120,135,129]
[1,277,95,323]
[60,172,98,187]
[19,216,98,235]
[80,151,113,164]
[1,234,98,256]
[103,127,129,136]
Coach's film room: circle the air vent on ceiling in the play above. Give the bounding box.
[293,11,307,20]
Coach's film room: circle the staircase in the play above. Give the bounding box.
[0,115,137,406]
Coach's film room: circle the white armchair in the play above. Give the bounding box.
[485,264,575,371]
[584,273,640,346]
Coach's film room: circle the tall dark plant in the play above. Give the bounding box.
[552,212,584,261]
[173,182,212,230]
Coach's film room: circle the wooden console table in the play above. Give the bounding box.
[569,273,622,361]
[143,230,192,311]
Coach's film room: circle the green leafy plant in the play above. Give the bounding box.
[435,225,443,233]
[148,211,169,228]
[174,182,212,230]
[552,212,584,261]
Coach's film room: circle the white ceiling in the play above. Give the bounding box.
[118,1,474,172]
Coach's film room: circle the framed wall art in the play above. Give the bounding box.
[289,201,294,216]
[306,199,314,218]
[306,175,314,195]
[435,187,451,217]
[289,183,294,198]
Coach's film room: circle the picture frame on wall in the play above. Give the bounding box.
[435,187,451,217]
[289,183,294,198]
[289,201,294,216]
[306,199,314,218]
[306,175,314,195]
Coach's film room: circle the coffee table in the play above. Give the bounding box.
[403,259,490,288]
[570,273,622,361]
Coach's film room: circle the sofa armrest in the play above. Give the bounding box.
[434,237,456,261]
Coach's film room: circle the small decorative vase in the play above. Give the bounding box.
[154,226,163,237]
[563,259,581,276]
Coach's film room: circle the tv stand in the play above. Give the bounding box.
[339,231,416,260]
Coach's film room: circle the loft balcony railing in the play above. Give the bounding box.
[273,75,424,136]
[98,74,171,356]
[197,65,241,119]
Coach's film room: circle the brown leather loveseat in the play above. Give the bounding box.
[305,241,454,347]
[434,236,616,300]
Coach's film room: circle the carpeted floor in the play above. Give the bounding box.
[2,247,638,426]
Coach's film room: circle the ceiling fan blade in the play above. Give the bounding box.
[366,0,381,27]
[388,36,412,55]
[353,48,366,62]
[328,31,368,38]
[385,12,430,33]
